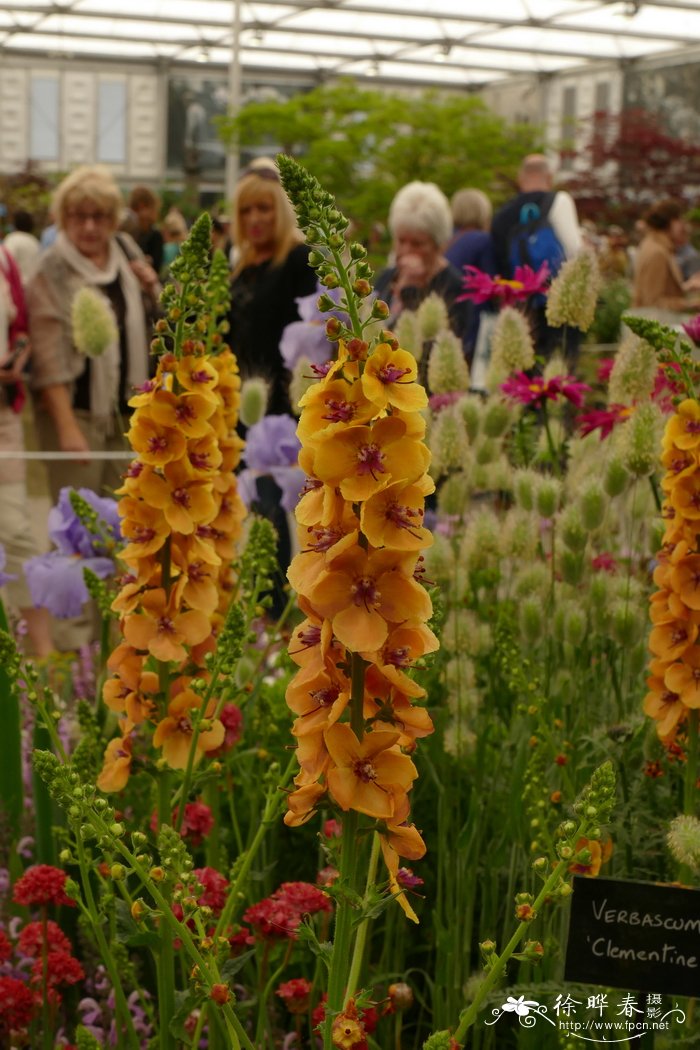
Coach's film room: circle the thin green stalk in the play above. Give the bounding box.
[345,830,381,1000]
[685,709,698,818]
[255,941,294,1047]
[75,838,140,1048]
[157,771,177,1050]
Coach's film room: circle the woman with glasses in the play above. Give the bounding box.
[228,159,316,416]
[26,165,159,502]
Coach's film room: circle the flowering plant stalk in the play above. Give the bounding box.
[426,761,616,1048]
[278,154,437,1049]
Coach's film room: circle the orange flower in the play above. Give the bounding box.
[312,416,430,503]
[283,779,327,827]
[119,498,170,562]
[362,623,438,697]
[287,662,351,736]
[123,588,211,663]
[670,555,700,610]
[648,617,698,662]
[176,354,220,400]
[310,548,432,652]
[664,400,700,450]
[569,837,613,877]
[364,685,434,748]
[325,724,417,819]
[137,461,217,536]
[97,721,134,793]
[361,477,434,551]
[669,471,700,521]
[643,680,685,739]
[361,343,427,413]
[664,646,700,708]
[128,415,187,467]
[152,690,224,769]
[296,377,375,446]
[106,642,144,690]
[149,390,217,439]
[184,433,224,479]
[171,541,220,614]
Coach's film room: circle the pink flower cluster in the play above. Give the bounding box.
[501,372,590,409]
[458,263,550,306]
[239,881,333,943]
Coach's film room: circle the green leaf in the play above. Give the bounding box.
[114,898,160,951]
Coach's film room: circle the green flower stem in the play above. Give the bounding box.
[157,771,177,1050]
[452,819,590,1044]
[542,406,560,477]
[82,805,253,1050]
[685,709,698,816]
[214,754,296,939]
[324,229,364,338]
[254,940,294,1047]
[74,838,139,1048]
[344,830,381,1001]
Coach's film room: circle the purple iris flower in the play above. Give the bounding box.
[239,414,305,513]
[23,487,121,618]
[279,284,348,371]
[0,543,17,588]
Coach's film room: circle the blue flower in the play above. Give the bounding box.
[23,487,121,618]
[279,285,348,371]
[240,414,305,513]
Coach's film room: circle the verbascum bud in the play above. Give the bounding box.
[288,358,316,415]
[71,287,118,358]
[239,376,270,426]
[482,397,516,438]
[579,481,607,531]
[535,477,562,519]
[393,311,421,359]
[560,549,584,586]
[608,332,657,405]
[489,306,535,376]
[429,404,470,476]
[603,456,629,498]
[610,598,643,646]
[417,293,449,342]
[427,331,470,394]
[458,396,482,442]
[513,469,538,511]
[520,596,544,645]
[437,471,472,518]
[617,402,663,478]
[667,815,700,873]
[545,250,602,332]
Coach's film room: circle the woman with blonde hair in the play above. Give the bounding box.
[27,164,159,502]
[228,159,316,415]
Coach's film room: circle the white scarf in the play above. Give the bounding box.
[54,232,149,424]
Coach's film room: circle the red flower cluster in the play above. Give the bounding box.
[276,977,312,1014]
[242,881,332,942]
[17,920,71,958]
[0,929,11,963]
[193,867,229,915]
[12,865,74,908]
[150,800,215,846]
[31,950,84,990]
[206,702,244,756]
[0,976,34,1034]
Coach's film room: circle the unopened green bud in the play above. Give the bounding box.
[239,377,269,427]
[604,456,629,498]
[560,504,588,552]
[535,477,562,519]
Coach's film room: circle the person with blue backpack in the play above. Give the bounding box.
[491,154,583,365]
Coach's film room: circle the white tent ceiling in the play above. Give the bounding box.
[1,0,699,88]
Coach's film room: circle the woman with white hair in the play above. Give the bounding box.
[27,165,159,502]
[374,180,467,338]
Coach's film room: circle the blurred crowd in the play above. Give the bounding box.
[2,154,700,655]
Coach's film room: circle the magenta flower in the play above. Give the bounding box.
[458,263,550,306]
[501,372,590,409]
[577,404,632,440]
[682,314,700,345]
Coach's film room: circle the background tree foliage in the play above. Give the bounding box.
[218,80,541,246]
